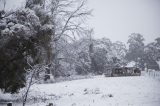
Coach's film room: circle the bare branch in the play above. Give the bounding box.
[53,0,91,41]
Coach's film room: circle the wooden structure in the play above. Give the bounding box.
[105,67,141,77]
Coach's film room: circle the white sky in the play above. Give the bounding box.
[1,0,160,44]
[87,0,160,44]
[0,0,25,10]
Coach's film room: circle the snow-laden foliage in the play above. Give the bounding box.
[125,33,145,69]
[0,0,92,94]
[88,38,127,74]
[0,9,40,39]
[53,36,128,76]
[0,1,54,93]
[144,37,160,70]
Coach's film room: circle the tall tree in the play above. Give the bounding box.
[90,38,112,74]
[0,0,54,93]
[111,41,127,67]
[47,0,92,77]
[126,33,145,69]
[144,37,160,70]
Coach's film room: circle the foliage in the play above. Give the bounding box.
[0,1,54,93]
[126,33,145,68]
[144,37,160,70]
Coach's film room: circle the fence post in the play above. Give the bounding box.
[7,102,12,106]
[48,103,53,106]
[148,71,150,76]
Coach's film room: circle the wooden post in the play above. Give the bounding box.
[7,102,12,106]
[49,103,53,106]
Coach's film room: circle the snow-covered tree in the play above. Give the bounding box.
[111,41,127,66]
[45,0,92,77]
[73,36,92,75]
[144,37,160,70]
[0,0,54,93]
[126,33,145,69]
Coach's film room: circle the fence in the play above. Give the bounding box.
[147,70,160,81]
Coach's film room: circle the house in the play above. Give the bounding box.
[105,67,141,77]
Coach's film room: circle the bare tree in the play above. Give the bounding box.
[45,0,92,77]
[22,63,48,106]
[47,0,92,41]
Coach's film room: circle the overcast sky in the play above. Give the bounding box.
[1,0,160,44]
[87,0,160,44]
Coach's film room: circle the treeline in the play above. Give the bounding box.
[58,36,127,76]
[126,33,160,70]
[0,0,160,94]
[52,33,160,77]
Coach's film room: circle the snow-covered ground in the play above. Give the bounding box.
[1,74,160,106]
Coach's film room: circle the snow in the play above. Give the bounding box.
[4,74,159,106]
[42,24,54,31]
[7,22,15,27]
[126,61,136,67]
